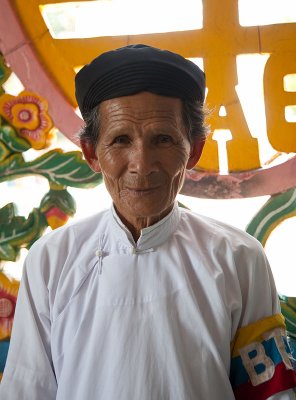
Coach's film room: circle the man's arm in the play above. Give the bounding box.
[230,242,296,400]
[230,313,296,399]
[0,245,57,399]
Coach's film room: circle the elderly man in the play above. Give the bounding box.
[1,44,295,399]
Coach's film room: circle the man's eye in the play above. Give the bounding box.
[156,135,173,145]
[112,135,130,145]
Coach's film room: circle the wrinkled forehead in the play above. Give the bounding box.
[98,92,185,131]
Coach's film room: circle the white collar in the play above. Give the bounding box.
[109,202,180,251]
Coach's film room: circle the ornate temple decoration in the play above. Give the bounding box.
[0,54,102,377]
[0,272,18,341]
[0,55,101,263]
[0,272,17,380]
[246,188,296,247]
[246,188,296,359]
[0,91,54,149]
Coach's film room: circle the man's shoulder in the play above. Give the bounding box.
[24,209,111,287]
[179,207,262,252]
[30,208,110,253]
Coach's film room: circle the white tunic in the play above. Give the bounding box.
[1,204,295,399]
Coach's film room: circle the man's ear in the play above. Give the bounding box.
[186,137,206,170]
[80,140,101,173]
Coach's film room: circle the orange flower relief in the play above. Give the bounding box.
[0,90,54,149]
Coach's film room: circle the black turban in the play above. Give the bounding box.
[75,44,206,120]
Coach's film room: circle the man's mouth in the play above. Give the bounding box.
[125,187,159,195]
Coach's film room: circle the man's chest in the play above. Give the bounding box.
[51,251,234,388]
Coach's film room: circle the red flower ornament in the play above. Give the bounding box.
[0,272,19,340]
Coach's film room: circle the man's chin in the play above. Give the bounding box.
[118,203,174,223]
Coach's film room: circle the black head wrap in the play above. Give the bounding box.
[75,44,205,120]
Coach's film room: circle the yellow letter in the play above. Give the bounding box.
[264,52,296,152]
[197,56,260,172]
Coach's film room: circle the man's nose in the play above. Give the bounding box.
[128,143,158,175]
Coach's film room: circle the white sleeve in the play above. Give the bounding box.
[0,245,57,399]
[230,240,296,399]
[236,240,281,328]
[268,389,296,399]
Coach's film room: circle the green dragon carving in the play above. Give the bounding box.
[0,54,102,263]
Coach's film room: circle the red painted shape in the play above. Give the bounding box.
[182,156,296,198]
[0,0,82,145]
[233,362,296,400]
[45,207,68,221]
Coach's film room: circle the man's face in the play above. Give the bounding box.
[83,92,204,227]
